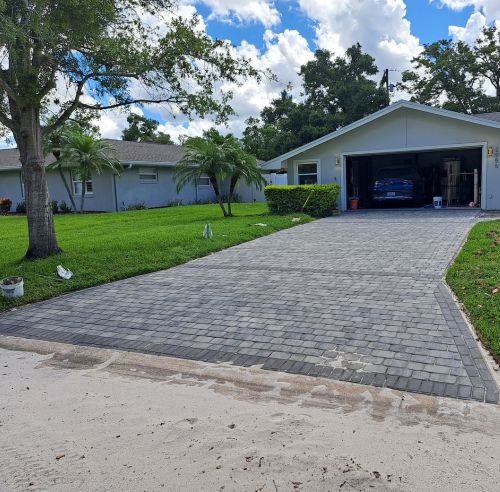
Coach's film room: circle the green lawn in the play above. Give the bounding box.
[0,203,312,311]
[446,220,500,363]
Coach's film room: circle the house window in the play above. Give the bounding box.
[297,162,318,185]
[198,175,211,187]
[20,174,25,198]
[71,170,93,195]
[139,167,158,183]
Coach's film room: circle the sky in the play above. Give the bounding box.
[2,0,500,148]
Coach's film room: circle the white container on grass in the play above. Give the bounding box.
[1,277,24,299]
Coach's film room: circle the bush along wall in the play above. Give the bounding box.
[264,184,340,217]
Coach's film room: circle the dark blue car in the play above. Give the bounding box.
[372,167,422,204]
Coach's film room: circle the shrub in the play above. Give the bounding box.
[51,200,59,214]
[16,201,26,214]
[124,202,147,211]
[264,184,340,217]
[59,201,71,213]
[0,197,12,214]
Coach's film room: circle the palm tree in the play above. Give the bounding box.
[59,133,121,213]
[174,137,232,217]
[225,139,267,216]
[44,125,79,211]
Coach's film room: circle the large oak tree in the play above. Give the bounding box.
[242,45,389,161]
[0,0,259,258]
[400,25,500,114]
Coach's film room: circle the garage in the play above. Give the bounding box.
[261,100,500,212]
[346,146,483,209]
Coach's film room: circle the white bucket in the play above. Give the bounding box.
[1,277,24,298]
[433,196,443,209]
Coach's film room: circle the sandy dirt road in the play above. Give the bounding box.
[0,336,499,492]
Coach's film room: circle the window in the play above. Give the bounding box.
[71,170,93,195]
[297,161,318,185]
[198,175,211,187]
[20,173,25,198]
[139,167,158,183]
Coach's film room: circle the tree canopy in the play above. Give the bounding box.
[400,25,500,114]
[0,0,261,258]
[242,45,389,161]
[122,114,174,144]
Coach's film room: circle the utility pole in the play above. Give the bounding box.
[383,68,389,97]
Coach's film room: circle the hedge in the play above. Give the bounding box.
[264,184,340,217]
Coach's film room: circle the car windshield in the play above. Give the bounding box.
[376,168,415,179]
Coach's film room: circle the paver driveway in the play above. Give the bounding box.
[0,210,498,403]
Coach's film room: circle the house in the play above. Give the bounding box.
[262,100,500,211]
[0,140,278,212]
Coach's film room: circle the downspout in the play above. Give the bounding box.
[113,173,119,212]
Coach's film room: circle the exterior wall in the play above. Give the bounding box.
[284,107,500,210]
[48,169,115,212]
[0,171,24,210]
[115,167,215,210]
[236,173,288,203]
[1,165,276,213]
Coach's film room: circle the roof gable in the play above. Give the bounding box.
[262,100,500,169]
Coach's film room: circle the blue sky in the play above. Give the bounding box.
[200,0,475,49]
[2,0,499,146]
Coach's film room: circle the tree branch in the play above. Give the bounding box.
[0,78,18,103]
[0,109,14,131]
[78,97,186,111]
[42,75,90,136]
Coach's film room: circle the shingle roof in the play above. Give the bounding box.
[475,112,500,123]
[0,139,185,171]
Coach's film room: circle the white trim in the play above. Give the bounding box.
[294,159,320,185]
[71,170,94,196]
[138,166,158,183]
[340,142,487,211]
[261,100,500,170]
[197,175,211,188]
[122,161,176,167]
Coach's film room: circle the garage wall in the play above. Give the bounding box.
[285,107,500,210]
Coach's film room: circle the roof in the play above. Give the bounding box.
[475,112,500,123]
[0,139,185,171]
[261,100,500,170]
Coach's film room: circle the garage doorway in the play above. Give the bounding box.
[345,147,483,209]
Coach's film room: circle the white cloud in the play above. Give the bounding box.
[196,0,280,27]
[449,11,487,43]
[142,29,314,141]
[435,1,500,18]
[296,0,422,79]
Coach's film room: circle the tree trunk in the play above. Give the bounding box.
[19,106,61,259]
[209,175,228,217]
[56,160,77,211]
[80,181,86,213]
[227,174,240,217]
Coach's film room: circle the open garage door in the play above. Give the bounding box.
[345,147,483,209]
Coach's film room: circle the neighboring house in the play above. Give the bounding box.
[0,140,280,212]
[262,100,500,211]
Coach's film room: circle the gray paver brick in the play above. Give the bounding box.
[0,209,497,404]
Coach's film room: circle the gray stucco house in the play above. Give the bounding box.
[0,140,272,212]
[262,100,500,211]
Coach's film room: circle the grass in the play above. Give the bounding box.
[446,220,500,363]
[0,203,312,311]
